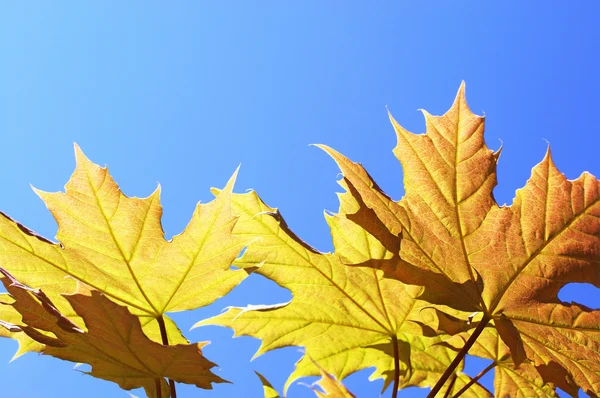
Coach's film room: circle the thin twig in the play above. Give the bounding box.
[391,335,400,398]
[157,316,177,398]
[427,315,491,398]
[452,361,497,398]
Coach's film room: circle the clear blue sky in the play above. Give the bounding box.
[0,2,598,397]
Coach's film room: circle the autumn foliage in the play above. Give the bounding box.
[0,85,598,397]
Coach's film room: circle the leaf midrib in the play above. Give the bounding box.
[82,164,159,315]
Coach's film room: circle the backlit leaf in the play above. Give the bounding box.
[0,269,225,398]
[311,361,357,398]
[196,185,487,396]
[0,145,248,350]
[319,83,600,395]
[0,293,44,360]
[467,328,559,398]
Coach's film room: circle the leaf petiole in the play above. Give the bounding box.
[155,379,162,398]
[427,315,491,398]
[391,335,400,398]
[157,316,177,398]
[452,361,497,398]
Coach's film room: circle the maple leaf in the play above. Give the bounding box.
[308,354,488,398]
[374,334,492,398]
[310,361,357,398]
[0,293,44,360]
[0,269,225,398]
[255,371,281,398]
[0,145,248,350]
[196,182,491,396]
[452,328,559,398]
[318,83,600,395]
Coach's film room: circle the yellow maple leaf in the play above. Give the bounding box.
[308,353,489,398]
[319,83,600,396]
[0,269,224,398]
[196,181,491,396]
[0,145,249,349]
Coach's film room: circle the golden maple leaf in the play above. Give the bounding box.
[0,145,249,351]
[0,269,224,398]
[319,83,600,396]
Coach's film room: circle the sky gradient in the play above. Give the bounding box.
[0,3,599,397]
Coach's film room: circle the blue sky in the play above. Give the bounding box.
[0,2,599,397]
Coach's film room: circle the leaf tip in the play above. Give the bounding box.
[73,142,88,164]
[314,144,344,164]
[311,143,329,152]
[389,111,410,141]
[29,183,44,197]
[453,81,469,110]
[542,138,552,153]
[152,183,162,198]
[223,165,241,194]
[541,142,557,168]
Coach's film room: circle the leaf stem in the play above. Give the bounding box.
[157,316,177,398]
[442,374,458,398]
[391,335,400,398]
[452,361,496,398]
[426,315,490,398]
[155,379,162,398]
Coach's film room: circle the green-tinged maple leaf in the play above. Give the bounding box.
[195,185,489,396]
[0,269,225,398]
[255,371,281,398]
[318,83,600,395]
[195,189,415,391]
[330,179,490,397]
[0,144,249,350]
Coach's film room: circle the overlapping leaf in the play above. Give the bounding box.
[256,371,281,398]
[319,84,600,395]
[438,323,559,397]
[0,145,249,348]
[0,293,44,359]
[464,328,558,398]
[0,269,224,397]
[310,361,357,398]
[197,181,489,396]
[373,334,492,398]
